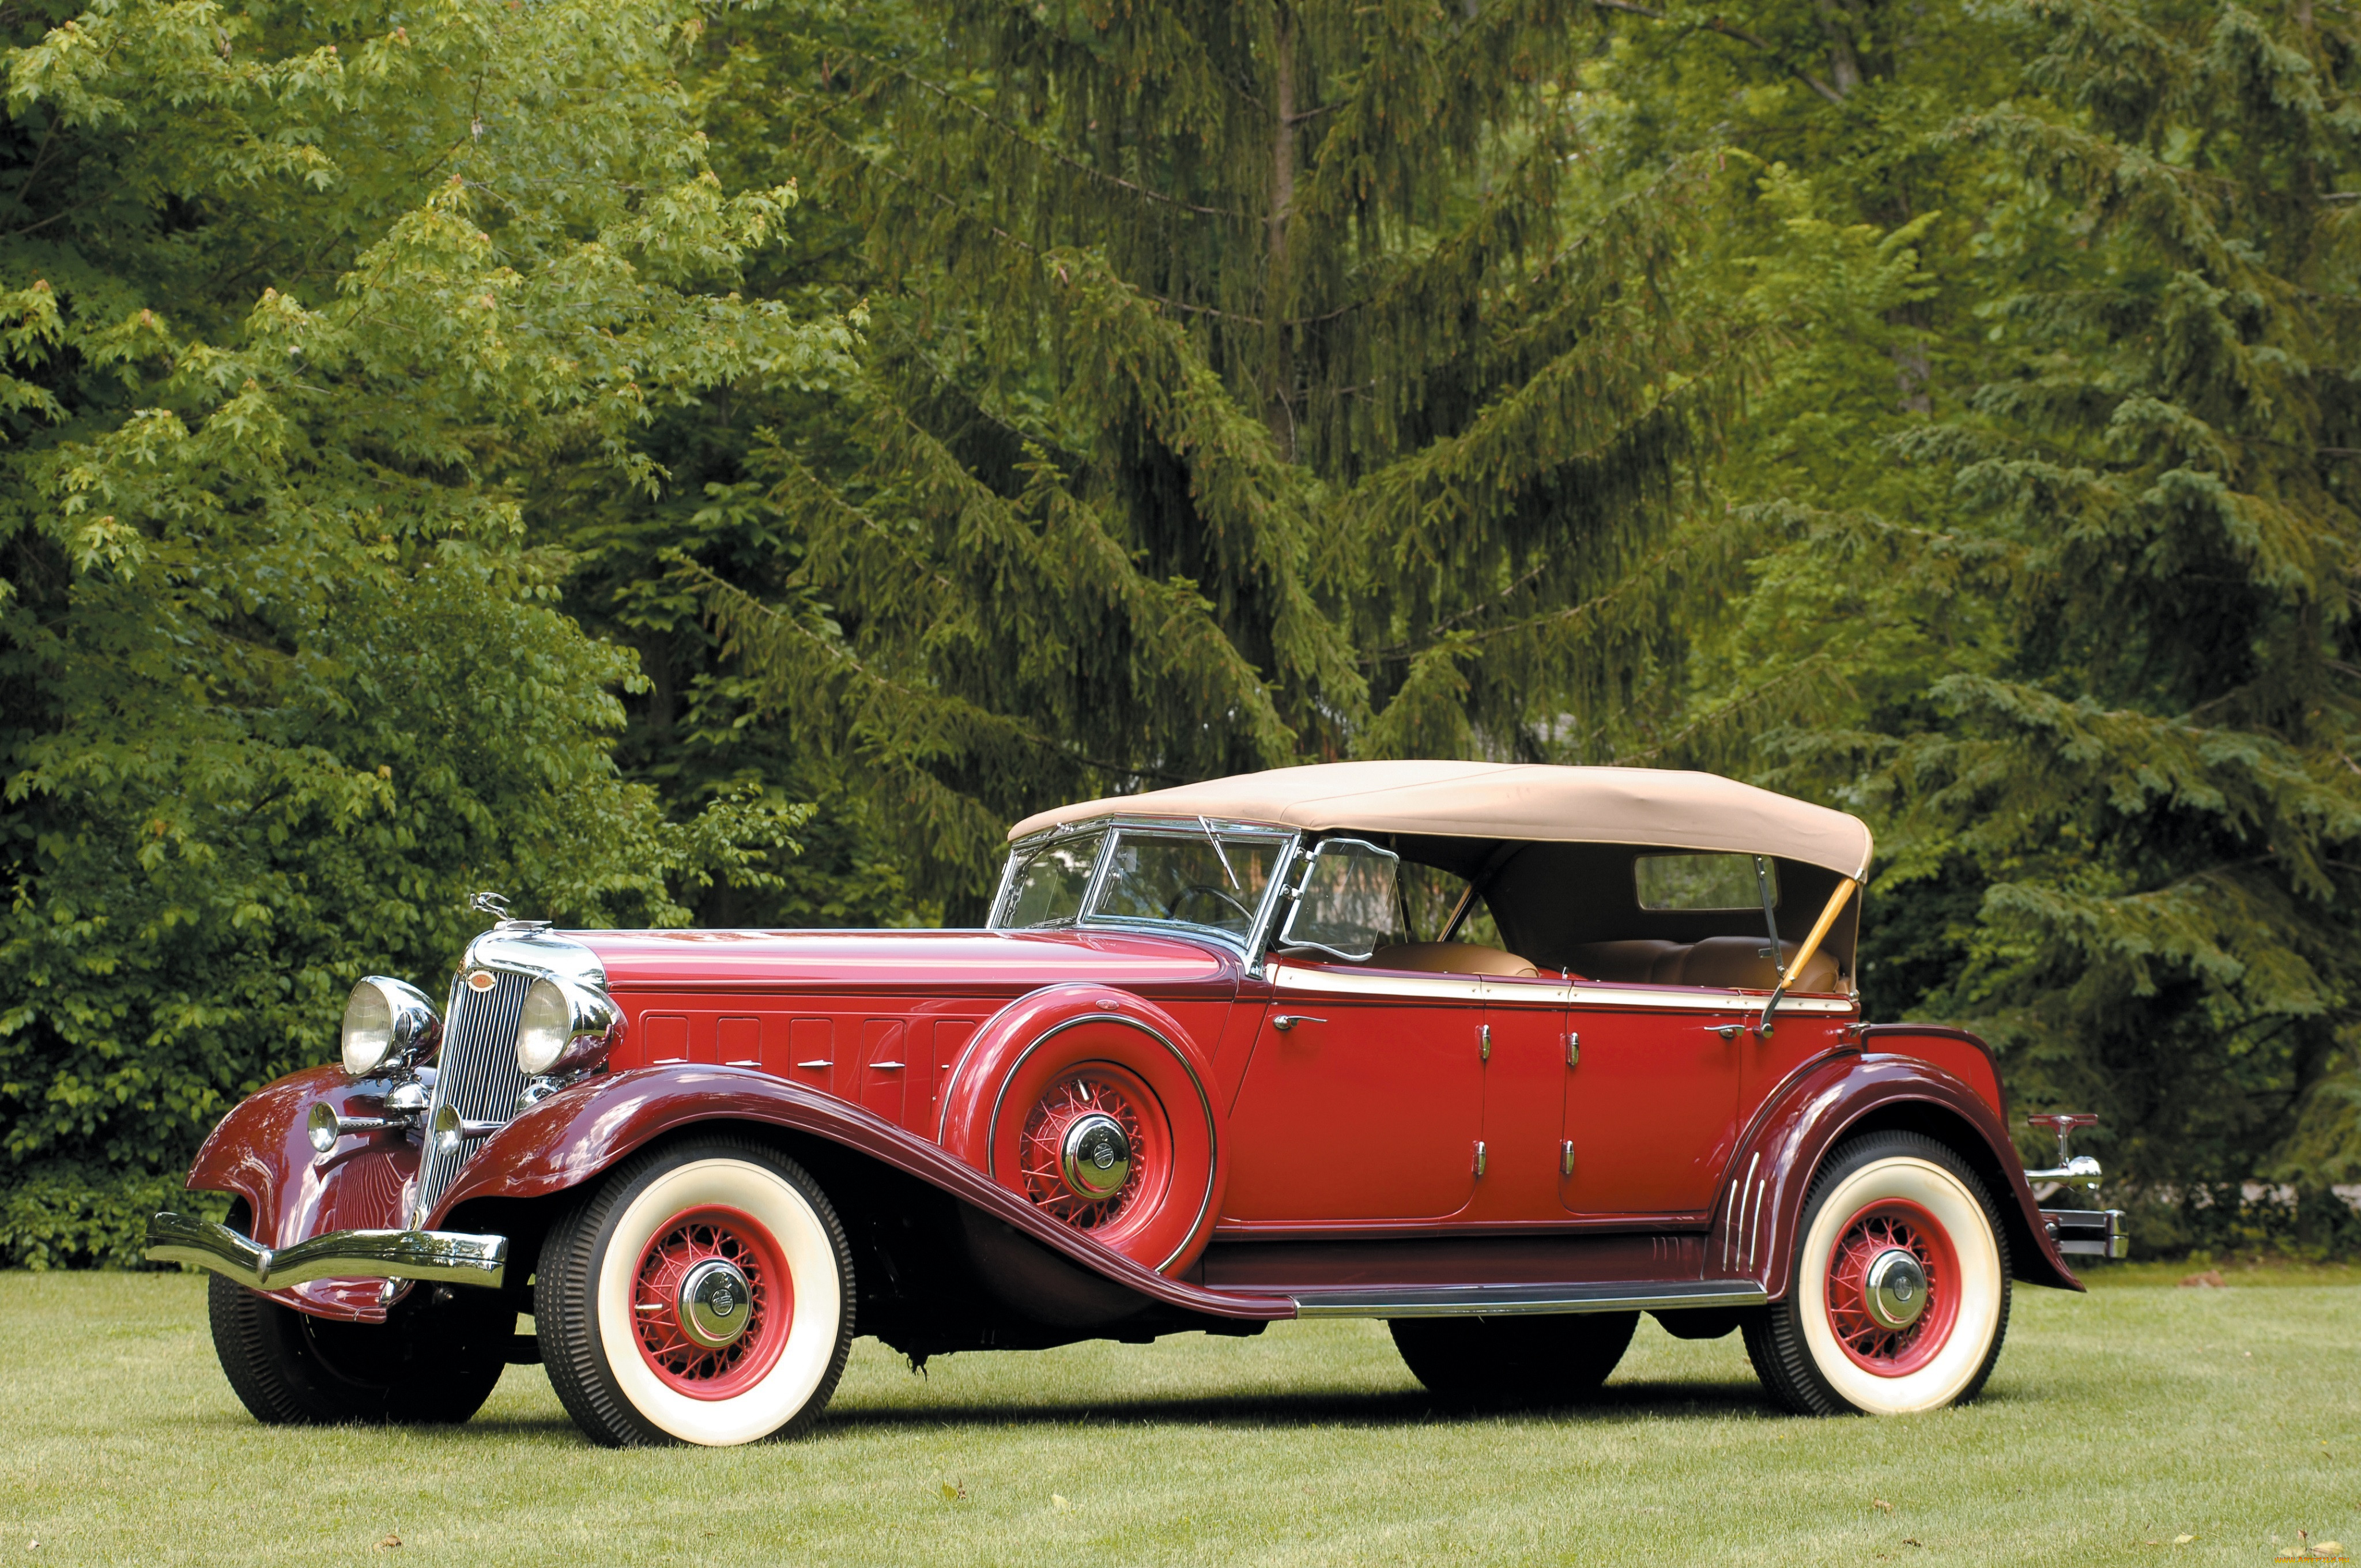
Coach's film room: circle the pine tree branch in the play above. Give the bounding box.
[795,108,1272,327]
[851,55,1245,218]
[1590,0,1849,105]
[1360,557,1554,664]
[680,556,1184,785]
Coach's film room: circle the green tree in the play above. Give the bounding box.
[672,0,1760,915]
[1591,0,2361,1226]
[0,0,840,1244]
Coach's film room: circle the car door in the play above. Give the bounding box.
[1465,972,1576,1219]
[1557,987,1748,1218]
[1220,962,1487,1223]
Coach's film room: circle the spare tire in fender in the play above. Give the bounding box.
[938,985,1225,1275]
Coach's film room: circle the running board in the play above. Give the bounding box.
[1289,1280,1770,1319]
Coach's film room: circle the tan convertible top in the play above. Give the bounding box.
[1008,761,1874,879]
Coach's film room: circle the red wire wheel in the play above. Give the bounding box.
[1822,1196,1960,1377]
[975,1012,1219,1273]
[1015,1064,1166,1245]
[631,1205,793,1401]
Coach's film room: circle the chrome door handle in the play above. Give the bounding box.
[1272,1015,1327,1032]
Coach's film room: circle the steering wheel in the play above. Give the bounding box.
[1167,883,1254,925]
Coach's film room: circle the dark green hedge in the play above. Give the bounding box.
[1,1167,231,1271]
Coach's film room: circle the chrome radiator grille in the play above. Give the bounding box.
[413,971,531,1225]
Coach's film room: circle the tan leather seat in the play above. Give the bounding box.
[1564,939,1685,983]
[1567,936,1842,992]
[1369,942,1541,978]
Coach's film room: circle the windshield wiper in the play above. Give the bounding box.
[1198,815,1240,888]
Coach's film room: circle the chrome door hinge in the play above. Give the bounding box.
[1479,1023,1491,1062]
[1565,1031,1580,1067]
[1561,1139,1575,1177]
[1473,1140,1487,1177]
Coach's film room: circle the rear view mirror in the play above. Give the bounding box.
[1277,838,1401,960]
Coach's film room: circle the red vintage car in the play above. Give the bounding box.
[149,762,2122,1445]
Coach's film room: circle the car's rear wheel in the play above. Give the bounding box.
[1744,1131,2011,1415]
[537,1136,854,1446]
[1389,1311,1639,1405]
[208,1209,510,1426]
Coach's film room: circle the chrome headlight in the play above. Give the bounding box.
[340,977,442,1077]
[515,975,621,1077]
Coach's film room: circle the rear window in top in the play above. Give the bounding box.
[1634,853,1775,911]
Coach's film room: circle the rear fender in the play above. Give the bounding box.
[428,1064,1283,1324]
[1718,1049,2081,1298]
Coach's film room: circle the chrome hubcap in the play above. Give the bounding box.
[1059,1113,1132,1202]
[1862,1247,1929,1330]
[677,1258,754,1349]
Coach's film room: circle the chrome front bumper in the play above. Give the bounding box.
[2042,1206,2130,1260]
[145,1212,508,1290]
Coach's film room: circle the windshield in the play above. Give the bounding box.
[1092,832,1282,938]
[993,825,1285,939]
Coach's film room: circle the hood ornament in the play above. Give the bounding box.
[468,890,550,933]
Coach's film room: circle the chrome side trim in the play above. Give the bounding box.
[1747,1173,1768,1273]
[1733,1151,1761,1273]
[145,1212,508,1290]
[1722,1179,1740,1271]
[1291,1281,1771,1318]
[1272,965,1498,1004]
[1268,963,1855,1014]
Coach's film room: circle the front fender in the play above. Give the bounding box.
[183,1064,424,1321]
[1718,1049,2082,1299]
[428,1064,1286,1324]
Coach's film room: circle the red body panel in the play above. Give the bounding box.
[428,1064,1289,1324]
[577,928,1235,995]
[578,929,1240,1141]
[1704,1034,2081,1295]
[1558,995,1749,1216]
[178,925,2075,1324]
[1221,984,1483,1222]
[183,1064,423,1321]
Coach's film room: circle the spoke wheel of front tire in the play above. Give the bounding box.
[1743,1131,2011,1416]
[1389,1312,1639,1407]
[537,1137,853,1447]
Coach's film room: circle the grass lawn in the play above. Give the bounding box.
[2,1265,2355,1566]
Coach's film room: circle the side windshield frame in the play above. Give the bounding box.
[991,826,1114,930]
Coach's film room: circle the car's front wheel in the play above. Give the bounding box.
[1744,1130,2011,1415]
[1389,1311,1639,1405]
[208,1222,511,1426]
[537,1136,854,1446]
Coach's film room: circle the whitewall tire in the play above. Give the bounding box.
[1744,1131,2011,1416]
[538,1137,854,1446]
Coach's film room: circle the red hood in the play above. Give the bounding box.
[567,927,1240,996]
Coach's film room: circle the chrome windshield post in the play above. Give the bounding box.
[1242,834,1307,977]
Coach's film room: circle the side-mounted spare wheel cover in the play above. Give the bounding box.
[939,985,1224,1276]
